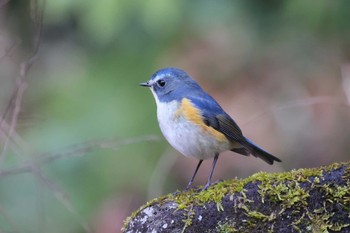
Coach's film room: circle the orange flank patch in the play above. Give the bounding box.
[177,98,227,142]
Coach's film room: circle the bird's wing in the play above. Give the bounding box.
[188,95,246,144]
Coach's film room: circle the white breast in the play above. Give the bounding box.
[154,99,231,160]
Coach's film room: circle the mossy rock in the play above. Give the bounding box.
[123,162,350,233]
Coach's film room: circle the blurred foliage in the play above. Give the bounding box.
[0,0,350,232]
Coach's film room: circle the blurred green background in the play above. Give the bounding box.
[1,0,350,232]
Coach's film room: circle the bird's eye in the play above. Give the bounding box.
[157,79,166,87]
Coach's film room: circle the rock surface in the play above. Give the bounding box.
[123,162,350,233]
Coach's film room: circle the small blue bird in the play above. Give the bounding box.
[140,67,281,190]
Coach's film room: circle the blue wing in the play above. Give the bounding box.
[187,93,281,164]
[186,94,246,144]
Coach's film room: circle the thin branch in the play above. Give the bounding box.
[0,135,160,232]
[0,79,27,163]
[147,148,179,199]
[0,135,161,178]
[244,96,346,126]
[0,40,17,62]
[35,135,161,164]
[0,0,45,163]
[32,166,92,233]
[0,1,94,232]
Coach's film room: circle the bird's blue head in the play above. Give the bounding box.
[140,67,201,103]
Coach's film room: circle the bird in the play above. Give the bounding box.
[140,67,281,190]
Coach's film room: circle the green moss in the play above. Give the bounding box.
[292,212,306,232]
[181,204,195,233]
[214,222,238,233]
[327,183,350,204]
[306,211,334,232]
[258,179,310,208]
[122,162,350,232]
[172,162,346,214]
[247,210,270,221]
[173,181,231,210]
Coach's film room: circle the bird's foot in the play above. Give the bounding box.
[212,179,223,186]
[185,184,202,193]
[185,184,192,192]
[172,190,182,196]
[201,182,211,191]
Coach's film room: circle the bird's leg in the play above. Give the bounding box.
[202,154,219,191]
[185,160,203,190]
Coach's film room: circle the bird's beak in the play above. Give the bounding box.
[139,81,151,87]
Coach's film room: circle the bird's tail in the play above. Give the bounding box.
[244,137,281,165]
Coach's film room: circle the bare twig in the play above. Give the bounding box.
[33,166,92,233]
[34,135,161,165]
[0,135,161,177]
[0,0,45,163]
[0,134,159,232]
[0,79,27,163]
[147,148,178,199]
[0,40,17,62]
[244,96,346,126]
[0,2,157,232]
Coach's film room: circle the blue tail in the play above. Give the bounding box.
[232,138,281,165]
